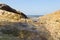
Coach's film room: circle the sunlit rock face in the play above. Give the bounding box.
[38,10,60,40]
[0,3,28,18]
[0,9,28,22]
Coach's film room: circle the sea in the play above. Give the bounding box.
[27,15,43,18]
[27,15,43,21]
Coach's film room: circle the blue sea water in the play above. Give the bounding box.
[27,15,43,18]
[27,15,43,21]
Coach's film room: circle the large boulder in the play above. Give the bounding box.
[0,9,28,22]
[0,3,28,18]
[38,10,60,40]
[0,21,53,40]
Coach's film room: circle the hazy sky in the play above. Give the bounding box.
[0,0,60,15]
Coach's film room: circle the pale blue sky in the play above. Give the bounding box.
[0,0,60,15]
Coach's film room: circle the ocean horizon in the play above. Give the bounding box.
[27,15,43,18]
[27,15,43,21]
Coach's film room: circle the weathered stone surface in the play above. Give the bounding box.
[0,9,28,22]
[0,21,53,40]
[38,10,60,40]
[0,9,52,40]
[0,3,55,40]
[0,3,28,18]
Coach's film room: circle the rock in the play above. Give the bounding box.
[0,3,54,40]
[0,21,53,40]
[0,9,27,22]
[0,3,28,18]
[38,10,60,40]
[0,9,52,40]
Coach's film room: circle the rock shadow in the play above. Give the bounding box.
[0,22,53,40]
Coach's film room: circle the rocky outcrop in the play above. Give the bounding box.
[0,3,28,18]
[0,3,56,40]
[38,10,60,40]
[0,21,53,40]
[0,9,28,22]
[0,7,52,40]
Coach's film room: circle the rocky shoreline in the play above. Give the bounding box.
[0,3,60,40]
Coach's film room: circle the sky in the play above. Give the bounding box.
[0,0,60,15]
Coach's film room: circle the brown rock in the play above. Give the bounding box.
[38,10,60,40]
[0,21,53,40]
[0,3,28,18]
[0,9,52,40]
[0,9,28,22]
[0,3,54,40]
